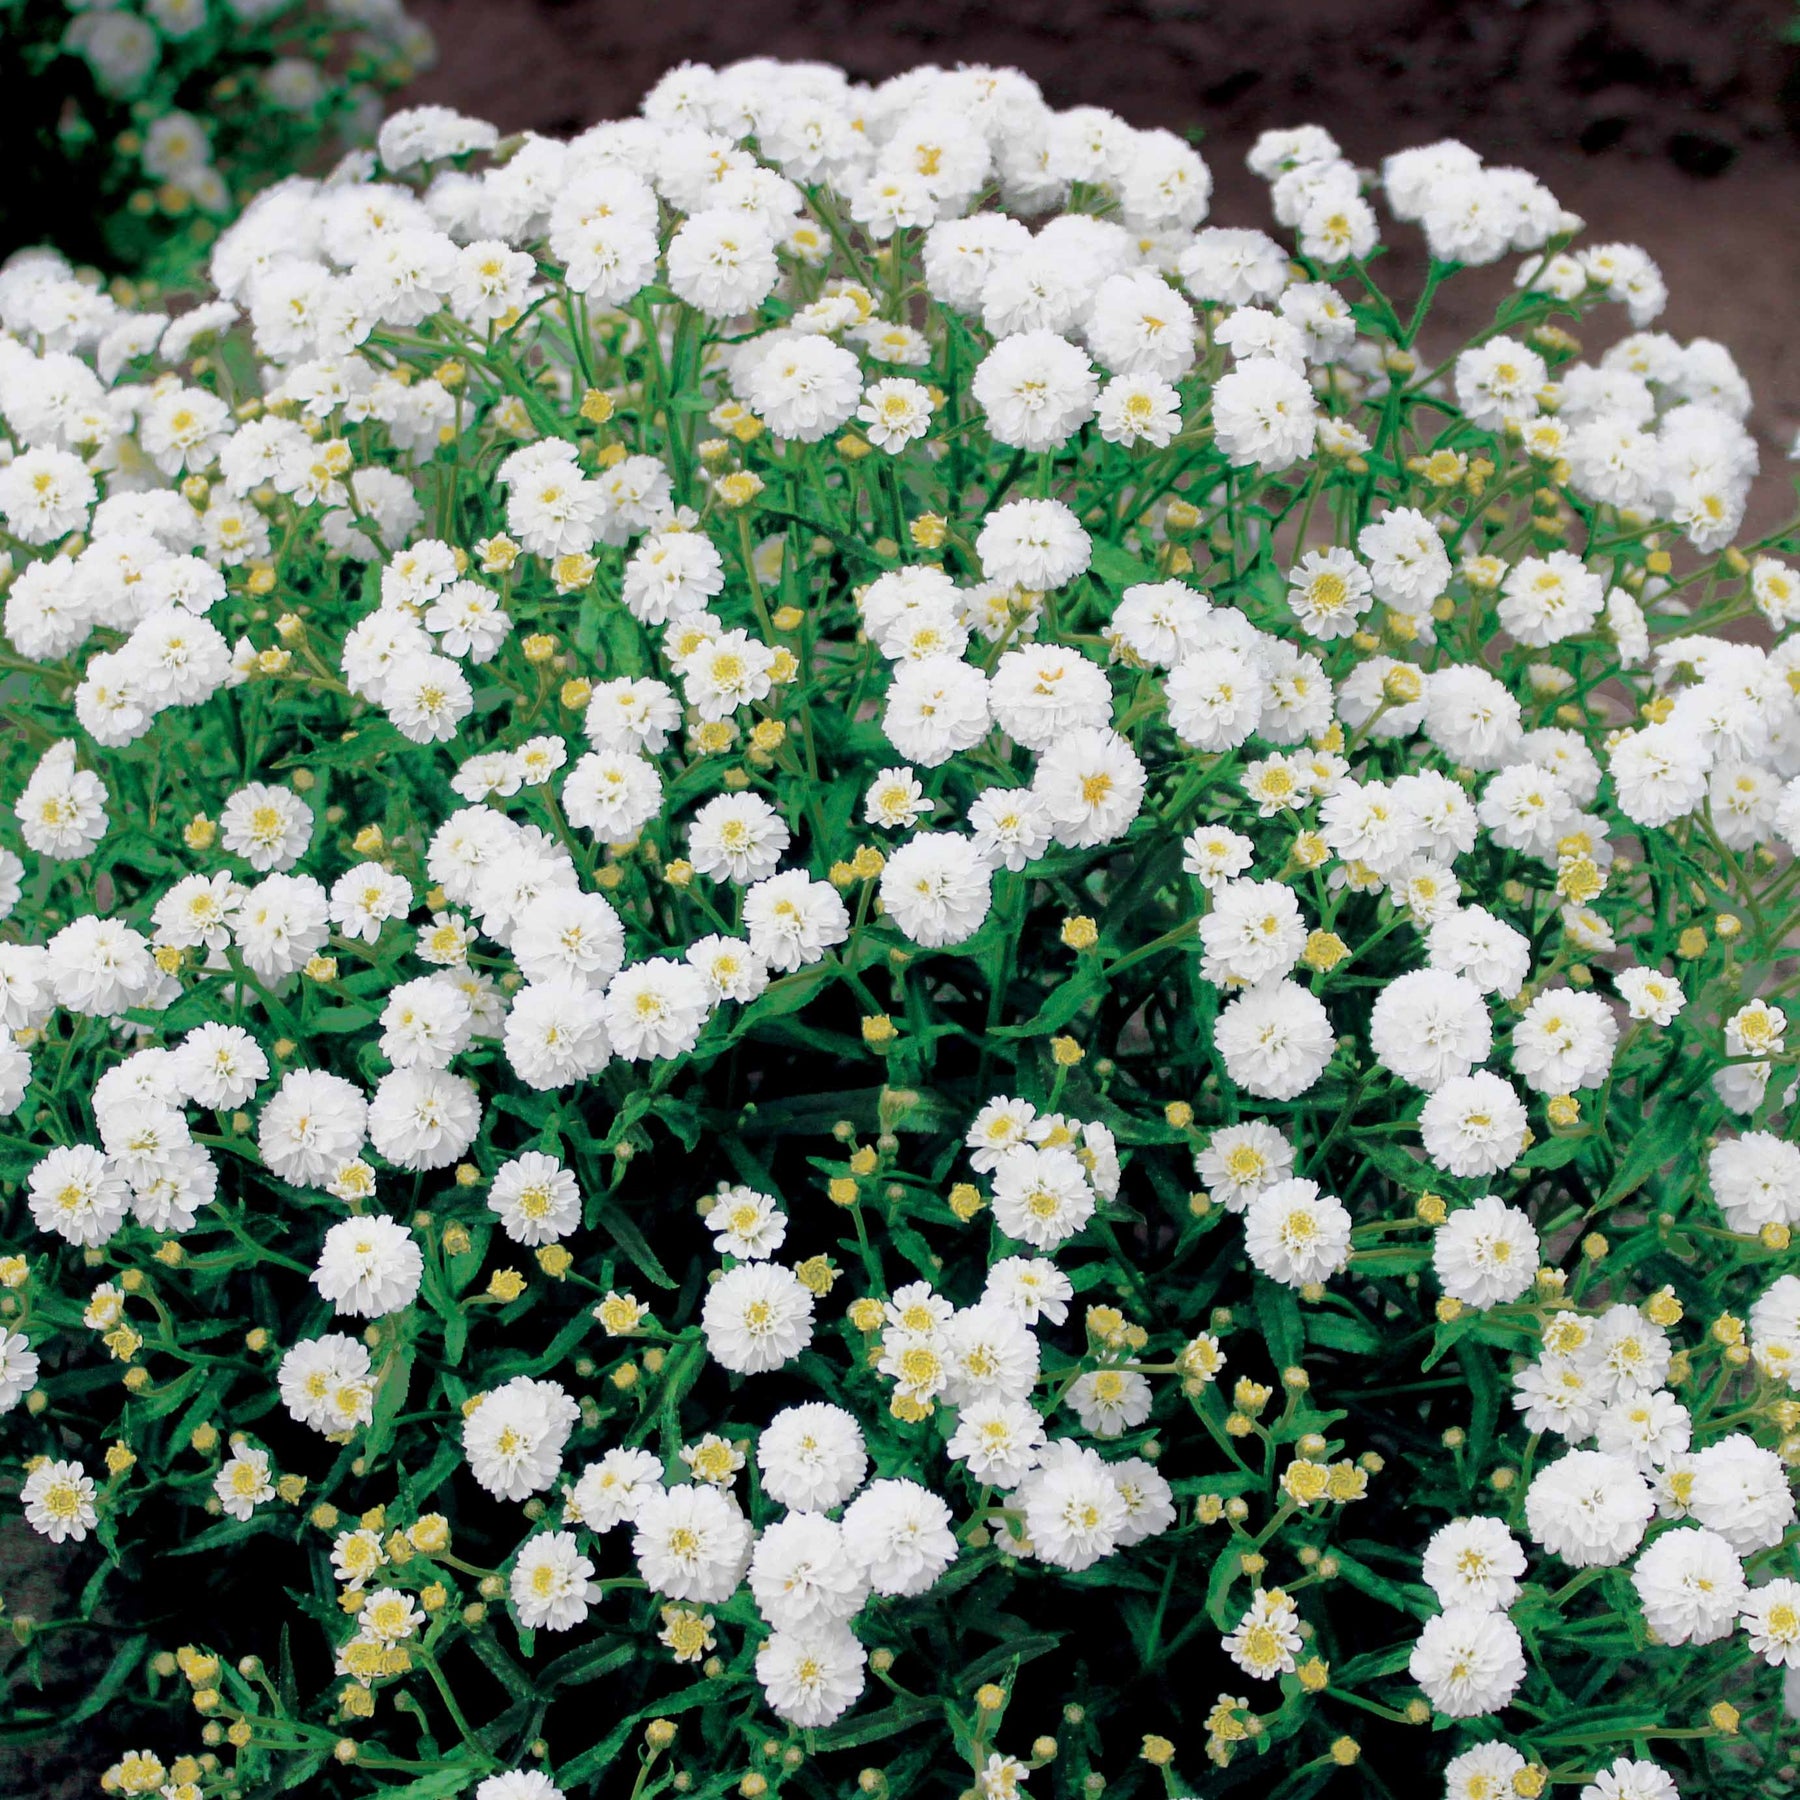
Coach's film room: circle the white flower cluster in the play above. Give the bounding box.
[0,53,1797,1796]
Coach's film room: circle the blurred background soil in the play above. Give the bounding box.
[400,0,1800,531]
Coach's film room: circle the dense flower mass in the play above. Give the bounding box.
[0,55,1797,1800]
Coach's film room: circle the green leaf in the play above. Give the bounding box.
[1087,538,1161,594]
[809,1695,942,1751]
[1254,1278,1302,1371]
[590,1196,677,1289]
[364,1342,415,1463]
[1330,1550,1434,1620]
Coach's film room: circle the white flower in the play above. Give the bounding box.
[884,656,993,767]
[0,446,96,543]
[368,1066,480,1172]
[745,336,863,442]
[942,1303,1040,1409]
[1181,824,1256,891]
[255,1068,365,1188]
[756,1623,866,1729]
[1422,1516,1525,1611]
[666,210,778,316]
[27,1144,130,1247]
[512,1531,600,1632]
[383,653,474,744]
[688,792,791,886]
[1709,1131,1800,1234]
[585,677,682,753]
[1578,1760,1680,1800]
[1740,1579,1800,1668]
[1408,1607,1525,1718]
[1068,1368,1151,1438]
[748,1511,868,1631]
[1086,266,1196,379]
[1687,1435,1796,1552]
[1180,227,1289,303]
[1244,1178,1352,1288]
[1109,580,1211,668]
[1359,505,1451,612]
[743,872,849,973]
[1213,979,1335,1100]
[311,1215,422,1319]
[1455,336,1547,428]
[702,1262,815,1374]
[623,529,723,626]
[1425,669,1523,770]
[1630,1526,1745,1645]
[1525,1450,1655,1567]
[1009,1439,1125,1570]
[1222,1586,1303,1679]
[879,834,993,946]
[1596,1390,1692,1473]
[705,1183,787,1261]
[45,913,156,1016]
[633,1484,754,1602]
[990,644,1112,751]
[1419,1071,1530,1178]
[976,499,1091,591]
[857,378,935,451]
[329,863,414,944]
[16,741,108,861]
[565,1447,665,1533]
[1198,878,1307,987]
[972,331,1098,451]
[488,1152,582,1246]
[464,1377,580,1503]
[757,1403,868,1512]
[1608,723,1709,829]
[563,749,664,841]
[378,976,474,1070]
[219,782,313,872]
[1443,1744,1529,1800]
[1034,727,1145,847]
[841,1477,957,1596]
[1193,1121,1294,1214]
[502,982,613,1090]
[864,766,933,829]
[990,1143,1095,1250]
[22,1459,98,1544]
[1476,762,1577,858]
[1498,551,1604,646]
[1511,989,1618,1093]
[603,959,713,1061]
[947,1398,1047,1490]
[476,1775,565,1800]
[1434,1195,1539,1308]
[512,889,626,990]
[1427,908,1531,1000]
[685,934,770,1005]
[1286,546,1373,640]
[1212,357,1317,470]
[1370,970,1492,1092]
[278,1333,374,1435]
[1095,372,1182,446]
[215,1444,275,1522]
[0,1323,37,1418]
[1166,648,1263,750]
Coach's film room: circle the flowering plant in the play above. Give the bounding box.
[3,0,431,282]
[2,56,1800,1800]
